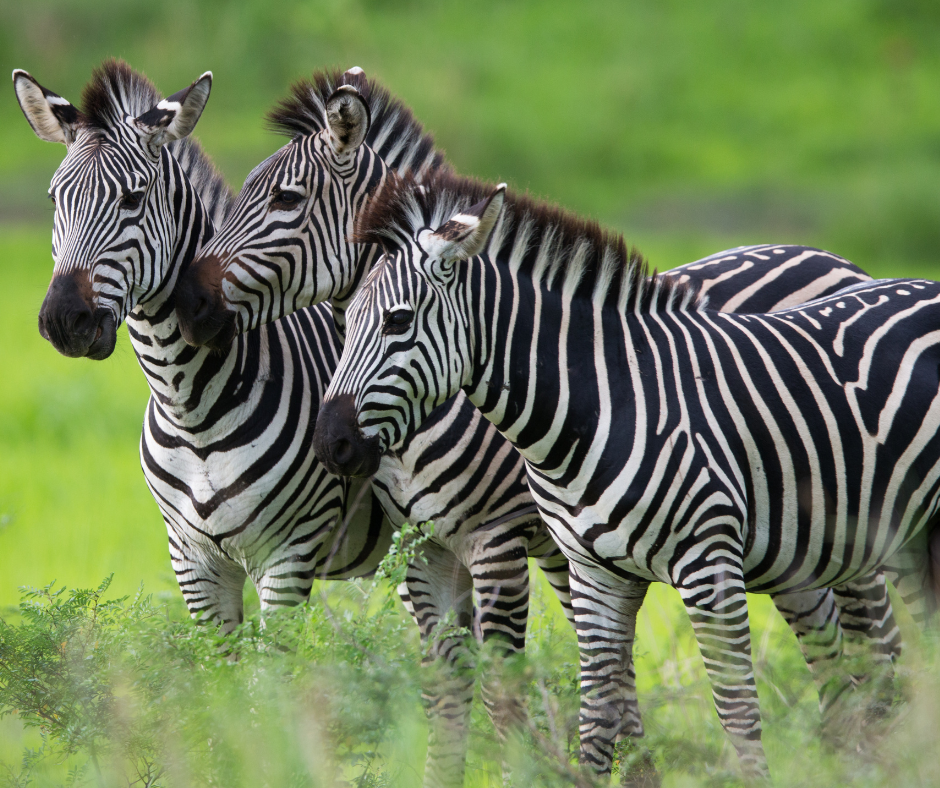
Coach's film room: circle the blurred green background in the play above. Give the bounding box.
[3,0,940,610]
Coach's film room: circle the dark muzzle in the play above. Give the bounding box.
[313,394,382,477]
[176,253,236,350]
[38,272,117,360]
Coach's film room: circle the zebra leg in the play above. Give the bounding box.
[674,561,767,781]
[168,527,247,635]
[535,550,575,626]
[536,551,655,783]
[831,572,901,719]
[569,562,653,783]
[257,573,314,613]
[770,588,855,738]
[403,541,475,788]
[469,533,534,783]
[884,535,939,629]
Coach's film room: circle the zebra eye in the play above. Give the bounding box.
[271,190,304,211]
[383,309,414,335]
[48,193,56,207]
[120,191,144,211]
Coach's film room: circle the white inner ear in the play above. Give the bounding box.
[15,77,71,144]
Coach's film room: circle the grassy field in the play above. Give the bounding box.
[3,1,940,785]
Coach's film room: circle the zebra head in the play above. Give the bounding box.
[13,60,212,359]
[313,176,506,477]
[176,69,379,349]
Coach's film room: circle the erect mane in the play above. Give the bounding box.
[79,58,161,132]
[266,68,449,178]
[356,170,700,313]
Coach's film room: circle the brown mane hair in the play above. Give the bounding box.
[356,169,700,313]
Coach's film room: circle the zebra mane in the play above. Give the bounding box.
[266,68,450,179]
[79,58,161,132]
[357,170,700,314]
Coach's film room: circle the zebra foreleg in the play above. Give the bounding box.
[884,538,938,629]
[535,550,575,626]
[402,541,475,788]
[569,562,652,784]
[470,535,532,783]
[168,528,247,635]
[536,551,657,784]
[674,555,767,782]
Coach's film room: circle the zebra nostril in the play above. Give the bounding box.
[333,439,355,466]
[71,307,92,335]
[191,294,211,322]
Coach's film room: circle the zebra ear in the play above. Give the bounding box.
[428,184,506,265]
[134,71,212,150]
[325,84,370,156]
[12,69,81,145]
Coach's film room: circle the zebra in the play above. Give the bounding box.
[311,169,940,781]
[174,71,901,779]
[12,60,393,634]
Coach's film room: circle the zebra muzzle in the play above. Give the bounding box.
[176,253,236,349]
[38,272,118,360]
[313,394,382,478]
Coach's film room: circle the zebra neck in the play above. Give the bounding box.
[464,257,645,486]
[125,168,271,431]
[126,298,264,431]
[328,152,395,339]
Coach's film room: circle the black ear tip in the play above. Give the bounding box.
[12,69,33,85]
[197,71,213,85]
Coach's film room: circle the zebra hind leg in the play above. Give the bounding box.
[401,541,475,788]
[831,571,902,722]
[569,562,654,785]
[770,588,857,744]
